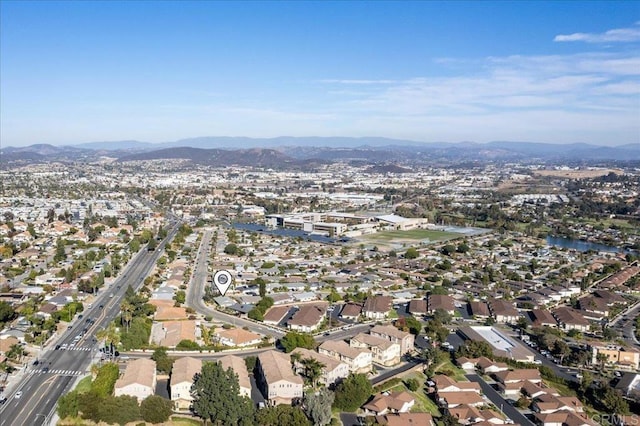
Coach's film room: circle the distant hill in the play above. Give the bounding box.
[116,147,295,168]
[2,138,639,165]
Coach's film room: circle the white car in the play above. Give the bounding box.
[14,391,22,399]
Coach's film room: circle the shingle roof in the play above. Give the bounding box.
[258,350,303,385]
[116,358,156,389]
[170,356,202,386]
[218,355,251,391]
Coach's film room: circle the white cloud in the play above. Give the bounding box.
[554,23,640,43]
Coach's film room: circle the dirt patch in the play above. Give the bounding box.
[533,169,623,178]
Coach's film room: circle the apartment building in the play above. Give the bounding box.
[114,358,157,403]
[170,357,202,410]
[256,350,304,405]
[318,340,373,374]
[370,324,415,355]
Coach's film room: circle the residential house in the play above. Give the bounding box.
[256,350,304,405]
[318,340,372,374]
[115,358,157,403]
[490,300,520,324]
[614,372,640,400]
[288,304,325,332]
[552,307,590,332]
[437,391,485,408]
[578,296,609,320]
[448,404,485,425]
[291,347,349,387]
[219,355,251,397]
[351,333,401,366]
[432,375,482,394]
[340,303,363,320]
[370,324,415,355]
[407,299,428,317]
[216,328,262,347]
[362,391,415,415]
[150,320,198,347]
[428,295,456,315]
[263,306,290,325]
[456,357,478,372]
[476,357,509,375]
[468,301,490,320]
[375,413,434,426]
[531,393,584,414]
[530,309,558,328]
[170,357,202,410]
[363,296,393,320]
[533,412,597,426]
[494,369,542,396]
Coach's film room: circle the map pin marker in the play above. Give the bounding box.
[213,270,233,296]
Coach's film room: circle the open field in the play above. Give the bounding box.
[533,168,623,178]
[362,229,462,243]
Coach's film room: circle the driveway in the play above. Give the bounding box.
[340,413,359,426]
[466,374,534,426]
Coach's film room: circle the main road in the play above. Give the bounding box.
[0,223,180,426]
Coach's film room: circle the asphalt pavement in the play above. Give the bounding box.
[185,229,285,339]
[466,373,535,426]
[0,223,180,426]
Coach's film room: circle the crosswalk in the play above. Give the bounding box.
[60,346,92,351]
[30,369,84,376]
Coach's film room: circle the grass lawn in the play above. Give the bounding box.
[381,374,441,417]
[434,359,467,381]
[363,229,462,243]
[74,375,92,393]
[169,417,204,426]
[543,379,576,397]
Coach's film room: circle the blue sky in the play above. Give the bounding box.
[1,1,639,147]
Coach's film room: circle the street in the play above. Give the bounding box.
[0,223,180,426]
[466,374,535,426]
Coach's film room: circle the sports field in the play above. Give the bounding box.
[363,228,462,243]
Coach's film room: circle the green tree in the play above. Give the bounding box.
[255,405,311,426]
[305,388,334,426]
[57,390,79,419]
[0,301,16,323]
[279,331,316,353]
[333,373,373,412]
[300,357,325,388]
[91,362,120,397]
[404,247,419,259]
[140,395,173,424]
[78,390,102,421]
[455,340,493,359]
[191,361,255,425]
[151,347,175,374]
[98,395,141,425]
[6,344,26,362]
[224,243,240,255]
[405,378,420,392]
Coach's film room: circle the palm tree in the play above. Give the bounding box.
[121,301,133,333]
[596,352,608,370]
[96,323,121,358]
[290,351,302,370]
[6,344,26,362]
[300,357,325,388]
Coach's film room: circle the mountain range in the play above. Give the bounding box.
[1,137,639,168]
